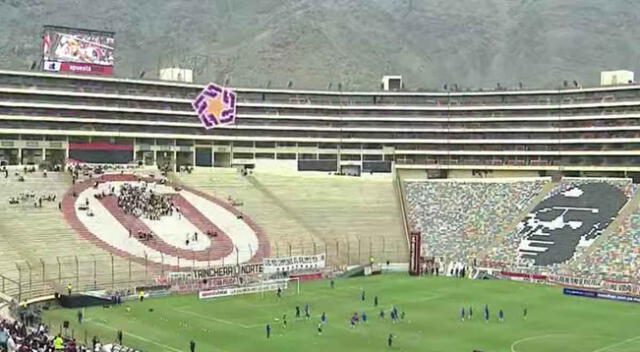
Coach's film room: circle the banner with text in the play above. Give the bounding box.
[563,288,640,303]
[263,254,326,274]
[199,280,288,300]
[160,263,264,283]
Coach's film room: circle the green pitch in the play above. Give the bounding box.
[42,275,640,352]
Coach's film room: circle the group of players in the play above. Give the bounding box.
[265,279,530,348]
[266,281,400,347]
[459,305,527,322]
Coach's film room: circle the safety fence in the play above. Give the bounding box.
[0,236,406,302]
[477,260,640,296]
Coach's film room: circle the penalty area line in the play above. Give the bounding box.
[510,334,569,352]
[87,319,186,352]
[591,335,640,352]
[172,307,262,329]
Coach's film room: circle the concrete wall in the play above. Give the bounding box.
[447,169,541,179]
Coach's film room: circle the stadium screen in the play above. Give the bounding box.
[42,25,115,76]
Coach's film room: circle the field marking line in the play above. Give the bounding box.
[172,307,262,329]
[241,301,281,308]
[511,334,568,352]
[591,335,640,352]
[87,318,185,352]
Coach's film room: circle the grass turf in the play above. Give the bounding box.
[42,275,640,352]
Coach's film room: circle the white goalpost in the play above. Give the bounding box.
[259,277,300,298]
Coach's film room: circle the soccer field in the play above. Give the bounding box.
[42,275,640,352]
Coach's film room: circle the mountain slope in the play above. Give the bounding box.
[1,0,639,90]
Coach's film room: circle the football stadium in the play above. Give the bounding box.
[2,3,640,352]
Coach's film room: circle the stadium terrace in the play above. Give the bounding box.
[2,67,640,352]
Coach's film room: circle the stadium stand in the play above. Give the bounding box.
[175,169,407,265]
[563,189,640,280]
[404,178,548,261]
[3,68,640,301]
[0,318,83,352]
[0,171,157,299]
[0,172,73,278]
[486,178,635,267]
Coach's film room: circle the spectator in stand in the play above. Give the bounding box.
[116,182,174,220]
[405,180,545,262]
[0,318,85,352]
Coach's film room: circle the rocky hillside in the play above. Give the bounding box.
[1,0,639,90]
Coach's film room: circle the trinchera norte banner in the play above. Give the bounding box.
[162,254,325,282]
[161,263,264,283]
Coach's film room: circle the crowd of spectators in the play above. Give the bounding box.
[0,310,143,352]
[7,192,56,207]
[1,166,59,207]
[554,181,640,280]
[0,318,84,352]
[405,179,547,262]
[67,163,148,184]
[117,182,175,220]
[487,178,637,270]
[568,210,640,281]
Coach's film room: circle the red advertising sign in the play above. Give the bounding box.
[409,231,422,276]
[44,61,114,75]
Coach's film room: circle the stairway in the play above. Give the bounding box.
[176,170,407,265]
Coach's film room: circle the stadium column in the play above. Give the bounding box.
[42,148,46,161]
[174,150,177,171]
[132,140,138,165]
[17,148,22,165]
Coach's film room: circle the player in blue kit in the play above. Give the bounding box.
[460,307,465,322]
[266,324,271,338]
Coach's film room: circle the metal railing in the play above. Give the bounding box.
[0,236,406,302]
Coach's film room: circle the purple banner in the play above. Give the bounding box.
[563,287,640,303]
